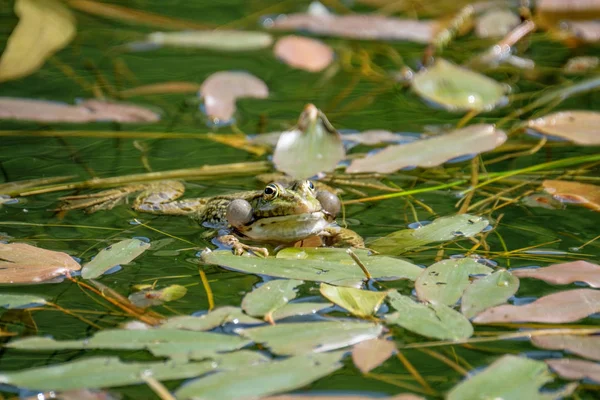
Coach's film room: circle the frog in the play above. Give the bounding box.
[58,179,364,256]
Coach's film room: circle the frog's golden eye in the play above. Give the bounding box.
[264,184,279,197]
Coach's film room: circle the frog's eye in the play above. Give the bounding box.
[307,181,315,190]
[264,184,279,197]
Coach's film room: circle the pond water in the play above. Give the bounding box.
[1,1,599,399]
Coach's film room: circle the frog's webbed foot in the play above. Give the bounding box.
[217,235,269,257]
[58,184,148,213]
[321,226,365,248]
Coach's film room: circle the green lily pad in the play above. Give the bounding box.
[412,58,507,112]
[0,357,215,391]
[461,270,520,319]
[415,258,493,305]
[203,248,422,288]
[385,291,473,340]
[242,279,303,318]
[160,306,263,331]
[82,239,150,279]
[369,214,490,256]
[320,283,388,318]
[271,301,332,320]
[0,293,46,309]
[175,351,345,400]
[239,321,383,355]
[447,355,555,400]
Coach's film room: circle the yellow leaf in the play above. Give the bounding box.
[0,0,76,82]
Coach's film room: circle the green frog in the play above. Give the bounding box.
[59,179,363,256]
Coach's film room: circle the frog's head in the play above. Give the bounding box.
[252,180,323,217]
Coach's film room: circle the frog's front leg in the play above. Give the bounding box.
[216,234,270,257]
[321,225,365,248]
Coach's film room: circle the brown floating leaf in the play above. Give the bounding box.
[347,124,506,173]
[528,111,600,145]
[120,81,200,98]
[266,12,437,43]
[545,358,600,383]
[351,338,396,374]
[0,243,81,284]
[532,334,600,361]
[274,35,334,72]
[512,261,600,288]
[0,97,160,123]
[473,289,600,324]
[0,0,76,82]
[542,180,600,211]
[199,71,268,124]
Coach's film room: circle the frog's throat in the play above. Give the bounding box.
[235,211,330,243]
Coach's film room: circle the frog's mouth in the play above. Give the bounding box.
[235,211,331,243]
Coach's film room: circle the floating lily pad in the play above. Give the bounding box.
[320,283,388,318]
[347,124,507,173]
[273,104,345,179]
[351,338,396,374]
[199,71,268,125]
[447,355,554,400]
[239,321,382,355]
[411,59,507,112]
[274,36,334,72]
[242,279,303,318]
[161,307,263,331]
[545,358,600,383]
[461,270,520,319]
[527,111,600,145]
[147,30,273,51]
[385,291,473,340]
[0,293,46,309]
[473,288,600,324]
[543,180,600,211]
[416,258,493,305]
[175,351,345,400]
[512,261,600,288]
[271,301,333,320]
[0,242,81,284]
[82,239,150,279]
[0,357,215,391]
[532,334,600,361]
[0,0,75,82]
[202,248,422,288]
[369,214,490,256]
[128,284,187,308]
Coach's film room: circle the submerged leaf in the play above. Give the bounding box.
[175,351,345,400]
[0,357,214,391]
[369,214,490,255]
[512,261,600,288]
[203,248,422,288]
[273,104,345,179]
[320,283,387,318]
[128,284,187,308]
[411,59,507,112]
[0,293,46,309]
[274,35,334,72]
[385,291,473,340]
[416,258,493,305]
[351,338,396,374]
[0,243,81,284]
[543,180,600,211]
[473,289,600,324]
[447,355,553,400]
[199,71,268,124]
[161,306,263,331]
[347,124,507,173]
[241,279,303,318]
[147,30,273,51]
[545,358,600,383]
[82,239,150,279]
[239,321,383,355]
[461,270,520,319]
[527,111,600,145]
[532,334,600,361]
[0,0,75,82]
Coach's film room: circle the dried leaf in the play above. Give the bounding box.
[82,239,150,279]
[512,261,600,288]
[545,358,600,383]
[119,81,199,97]
[347,124,506,173]
[543,180,600,211]
[320,283,388,318]
[532,334,600,361]
[199,71,268,125]
[351,338,396,373]
[566,21,600,42]
[0,0,75,82]
[528,111,600,145]
[0,243,81,284]
[473,289,600,324]
[274,35,334,72]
